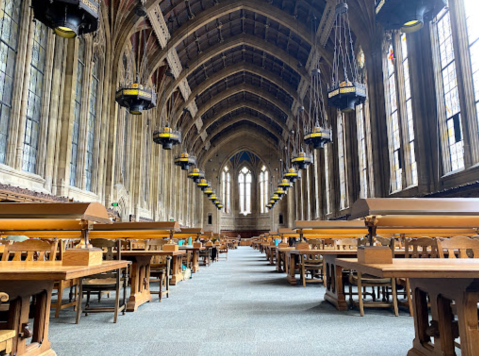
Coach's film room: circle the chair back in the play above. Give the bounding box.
[129,239,147,250]
[405,237,438,258]
[1,239,58,261]
[323,238,335,249]
[147,239,168,264]
[437,236,479,258]
[308,239,323,250]
[334,238,357,250]
[90,238,121,261]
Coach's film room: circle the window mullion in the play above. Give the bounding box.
[452,0,479,164]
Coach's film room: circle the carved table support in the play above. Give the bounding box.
[126,255,152,312]
[323,254,349,311]
[408,278,479,356]
[170,254,184,285]
[3,281,56,356]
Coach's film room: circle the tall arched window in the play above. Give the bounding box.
[222,166,231,213]
[435,5,464,172]
[0,0,22,163]
[259,165,269,213]
[337,112,348,210]
[465,0,479,127]
[85,58,100,191]
[23,21,48,173]
[70,38,85,186]
[239,166,252,215]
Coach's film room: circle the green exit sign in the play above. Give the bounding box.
[170,218,175,222]
[111,202,119,207]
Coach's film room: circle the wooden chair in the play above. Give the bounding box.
[1,239,58,261]
[52,239,80,318]
[348,237,399,317]
[437,235,479,258]
[0,293,15,356]
[334,238,358,250]
[399,237,439,315]
[146,239,170,301]
[323,238,335,249]
[76,239,127,323]
[218,243,228,261]
[309,239,323,250]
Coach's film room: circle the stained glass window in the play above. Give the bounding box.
[0,0,21,163]
[385,43,403,191]
[222,166,231,214]
[401,34,418,186]
[239,167,251,215]
[23,21,47,173]
[356,104,368,198]
[337,112,347,210]
[324,144,331,215]
[69,38,85,186]
[259,165,269,213]
[437,7,464,172]
[86,59,99,191]
[465,0,479,129]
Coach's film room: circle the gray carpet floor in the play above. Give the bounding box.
[49,247,415,355]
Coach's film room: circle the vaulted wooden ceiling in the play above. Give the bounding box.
[107,0,373,162]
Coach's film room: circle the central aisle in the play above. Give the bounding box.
[50,247,415,356]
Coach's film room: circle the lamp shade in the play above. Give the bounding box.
[32,0,99,39]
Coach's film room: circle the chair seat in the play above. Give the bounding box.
[83,278,118,287]
[350,273,391,284]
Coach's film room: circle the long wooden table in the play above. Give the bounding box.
[0,260,129,356]
[179,246,205,273]
[336,258,479,356]
[285,249,406,311]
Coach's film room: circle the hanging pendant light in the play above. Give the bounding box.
[174,151,197,171]
[292,151,314,171]
[217,203,224,210]
[153,124,182,150]
[303,66,332,150]
[204,186,214,196]
[328,0,367,113]
[209,194,218,201]
[32,0,99,39]
[274,187,286,198]
[271,194,280,202]
[116,5,157,115]
[278,179,292,191]
[283,167,300,183]
[375,0,446,33]
[116,75,157,115]
[197,179,210,191]
[188,168,205,183]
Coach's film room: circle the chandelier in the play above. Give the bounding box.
[197,179,210,191]
[303,66,332,149]
[116,6,157,115]
[32,0,99,38]
[188,168,205,183]
[153,124,181,150]
[278,179,292,191]
[204,186,214,197]
[174,151,197,171]
[376,0,446,33]
[328,0,366,112]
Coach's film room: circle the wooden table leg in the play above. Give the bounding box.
[407,278,479,356]
[126,255,152,312]
[192,250,200,273]
[286,253,297,285]
[170,255,184,285]
[3,280,56,356]
[270,249,275,265]
[276,250,281,272]
[323,254,349,311]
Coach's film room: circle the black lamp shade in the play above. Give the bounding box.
[375,0,446,33]
[328,81,367,113]
[32,0,100,38]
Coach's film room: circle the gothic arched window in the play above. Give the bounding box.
[259,165,269,213]
[239,167,252,215]
[222,166,231,213]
